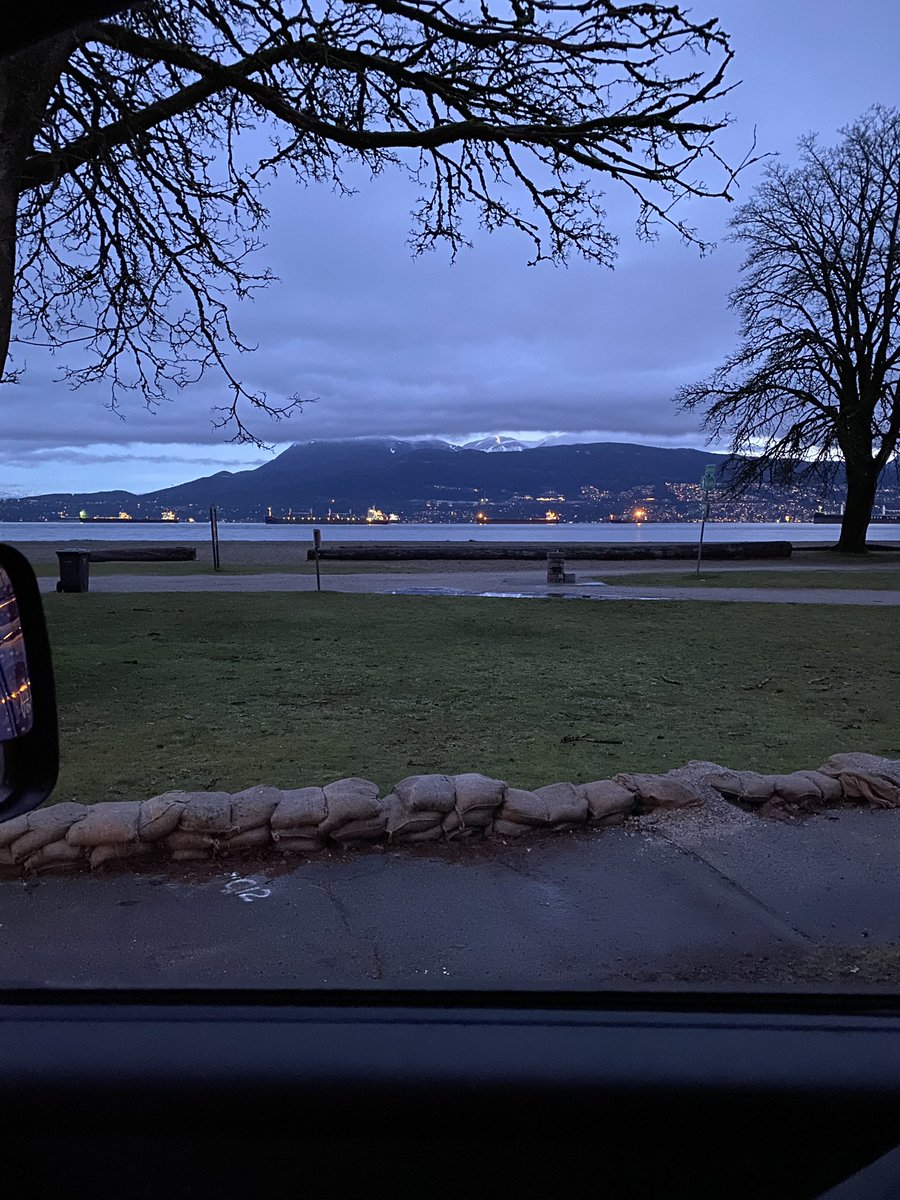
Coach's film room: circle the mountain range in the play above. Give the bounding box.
[0,436,855,523]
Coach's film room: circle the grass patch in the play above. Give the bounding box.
[41,592,900,804]
[596,569,900,590]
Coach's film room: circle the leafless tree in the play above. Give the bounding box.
[678,107,900,553]
[1,0,739,443]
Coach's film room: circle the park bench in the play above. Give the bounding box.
[56,546,197,592]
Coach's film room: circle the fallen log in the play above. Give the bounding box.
[307,540,793,562]
[87,547,197,562]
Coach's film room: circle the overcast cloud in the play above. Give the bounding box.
[2,0,899,496]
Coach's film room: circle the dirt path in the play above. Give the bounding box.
[39,567,900,604]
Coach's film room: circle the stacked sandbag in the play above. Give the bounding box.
[0,816,28,865]
[165,791,233,861]
[320,778,386,846]
[494,782,588,837]
[705,769,776,806]
[15,750,900,876]
[138,792,186,842]
[818,752,900,808]
[0,802,88,870]
[66,800,153,868]
[385,775,456,844]
[443,773,506,839]
[271,787,327,853]
[770,772,841,807]
[614,772,704,812]
[578,780,636,826]
[707,769,842,813]
[794,771,844,803]
[224,785,280,854]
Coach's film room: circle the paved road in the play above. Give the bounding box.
[39,569,900,605]
[2,801,898,988]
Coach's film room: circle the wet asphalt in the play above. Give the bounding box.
[39,568,900,604]
[2,802,898,989]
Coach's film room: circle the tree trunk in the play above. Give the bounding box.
[836,460,878,553]
[0,86,21,381]
[0,36,73,382]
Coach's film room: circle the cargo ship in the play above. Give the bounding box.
[813,507,900,524]
[265,506,400,525]
[265,516,395,525]
[78,514,179,523]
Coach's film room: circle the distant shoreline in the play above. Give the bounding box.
[4,519,900,548]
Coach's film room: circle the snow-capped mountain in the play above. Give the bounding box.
[462,435,531,452]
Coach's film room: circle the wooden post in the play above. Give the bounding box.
[313,527,322,592]
[210,506,221,571]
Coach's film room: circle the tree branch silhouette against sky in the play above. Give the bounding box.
[1,0,898,495]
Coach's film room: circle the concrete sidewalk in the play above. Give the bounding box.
[2,802,898,989]
[40,568,900,605]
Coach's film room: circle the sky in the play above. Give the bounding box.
[3,0,899,497]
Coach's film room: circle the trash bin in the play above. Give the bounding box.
[56,550,91,593]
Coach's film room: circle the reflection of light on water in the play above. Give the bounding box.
[388,588,669,603]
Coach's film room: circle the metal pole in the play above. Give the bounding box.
[696,465,716,577]
[696,497,709,576]
[313,528,321,592]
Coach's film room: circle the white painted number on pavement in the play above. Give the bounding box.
[222,875,271,902]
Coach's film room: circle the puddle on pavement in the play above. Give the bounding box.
[388,587,669,601]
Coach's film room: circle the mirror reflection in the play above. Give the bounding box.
[0,567,33,741]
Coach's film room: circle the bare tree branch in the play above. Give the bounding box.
[2,0,740,442]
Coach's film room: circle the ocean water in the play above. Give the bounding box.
[1,520,898,545]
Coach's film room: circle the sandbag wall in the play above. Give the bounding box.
[0,751,898,874]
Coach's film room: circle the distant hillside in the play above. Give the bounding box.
[0,436,857,523]
[156,439,733,509]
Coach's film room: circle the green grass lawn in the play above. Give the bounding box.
[596,569,900,589]
[41,592,900,804]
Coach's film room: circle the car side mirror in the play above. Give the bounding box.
[0,544,59,819]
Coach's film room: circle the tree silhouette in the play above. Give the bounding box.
[679,107,900,553]
[2,1,738,441]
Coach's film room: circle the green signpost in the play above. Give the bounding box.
[696,465,717,576]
